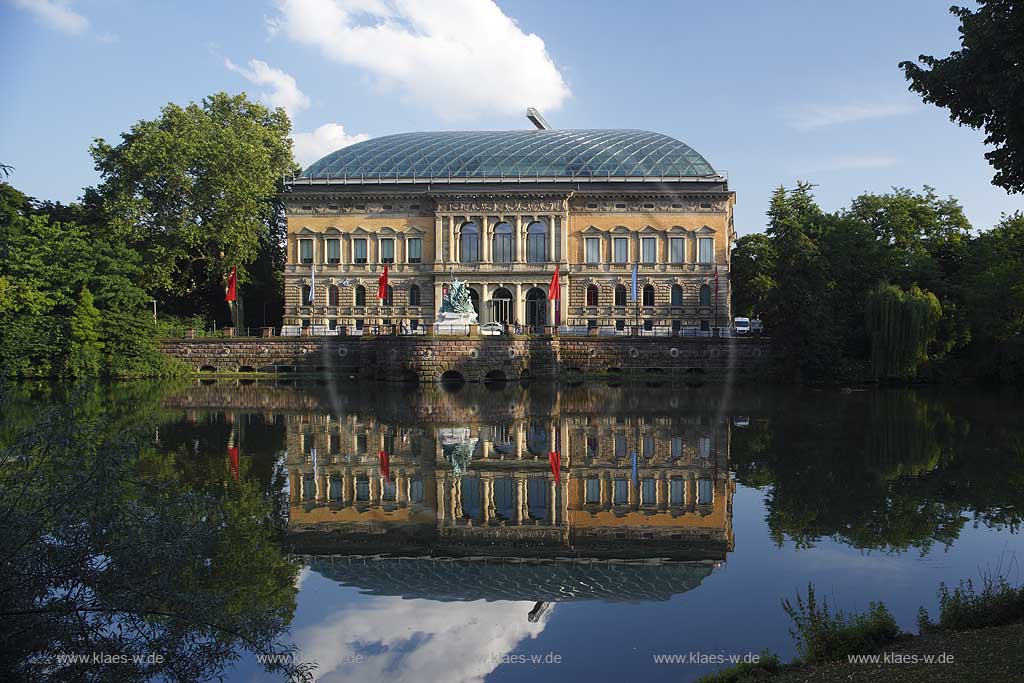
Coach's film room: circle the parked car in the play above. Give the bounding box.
[734,317,751,335]
[479,322,506,336]
[750,319,764,335]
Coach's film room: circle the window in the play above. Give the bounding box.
[301,285,312,305]
[409,284,421,306]
[382,285,394,306]
[671,284,683,306]
[615,434,627,458]
[328,285,339,306]
[613,480,629,505]
[407,238,422,263]
[585,478,601,504]
[410,478,424,503]
[613,236,628,264]
[299,239,313,264]
[460,222,479,263]
[699,284,711,307]
[527,221,547,263]
[671,436,683,458]
[586,284,599,307]
[356,477,369,501]
[641,237,657,263]
[643,435,655,458]
[493,223,513,263]
[698,237,714,264]
[642,479,656,504]
[643,319,653,331]
[380,238,395,264]
[615,319,625,331]
[326,238,341,264]
[585,237,600,264]
[670,479,684,505]
[614,284,627,307]
[355,285,366,307]
[382,480,396,501]
[699,435,712,458]
[698,479,713,505]
[642,284,655,306]
[353,239,367,264]
[670,237,685,263]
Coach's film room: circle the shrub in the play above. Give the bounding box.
[697,651,782,682]
[782,583,902,663]
[918,570,1024,633]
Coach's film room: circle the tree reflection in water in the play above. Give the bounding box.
[0,385,314,683]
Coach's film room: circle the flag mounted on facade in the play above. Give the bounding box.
[631,263,639,303]
[548,265,560,327]
[378,449,390,483]
[308,265,316,304]
[228,446,239,481]
[631,451,638,486]
[378,265,389,299]
[548,450,561,484]
[225,267,237,303]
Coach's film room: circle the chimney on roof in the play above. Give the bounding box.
[526,108,551,130]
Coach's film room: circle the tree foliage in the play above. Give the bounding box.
[865,282,942,380]
[900,1,1024,193]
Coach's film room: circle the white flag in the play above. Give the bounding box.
[308,265,316,304]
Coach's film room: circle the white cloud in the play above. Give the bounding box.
[787,102,917,130]
[224,58,311,118]
[13,0,89,34]
[271,0,570,120]
[292,123,371,166]
[796,155,899,173]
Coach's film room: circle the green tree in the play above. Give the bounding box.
[899,1,1024,193]
[865,282,943,380]
[66,286,103,378]
[730,233,776,318]
[89,92,298,323]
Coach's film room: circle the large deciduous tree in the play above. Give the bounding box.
[89,92,297,323]
[899,1,1024,192]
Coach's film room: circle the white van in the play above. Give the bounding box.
[734,317,751,335]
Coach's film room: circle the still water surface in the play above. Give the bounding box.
[8,379,1024,682]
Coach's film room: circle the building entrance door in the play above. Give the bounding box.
[525,287,547,330]
[490,287,513,325]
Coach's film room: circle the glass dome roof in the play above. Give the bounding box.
[299,129,717,181]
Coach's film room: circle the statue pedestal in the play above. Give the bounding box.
[435,311,477,335]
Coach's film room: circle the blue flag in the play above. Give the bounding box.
[631,451,638,485]
[631,263,638,303]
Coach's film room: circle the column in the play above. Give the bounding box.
[515,215,524,263]
[482,478,493,525]
[514,283,525,326]
[547,478,557,525]
[514,476,524,525]
[289,468,300,503]
[369,235,378,265]
[561,212,569,264]
[434,282,444,322]
[480,283,490,324]
[343,468,354,505]
[515,422,524,459]
[546,215,556,262]
[560,479,569,527]
[447,216,456,264]
[602,232,611,263]
[436,477,447,525]
[481,216,490,263]
[434,215,444,263]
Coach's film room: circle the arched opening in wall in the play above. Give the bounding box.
[440,370,466,392]
[525,287,546,328]
[409,284,421,307]
[355,285,367,307]
[460,222,480,263]
[238,378,255,386]
[615,284,628,307]
[642,284,655,306]
[484,369,507,385]
[645,367,666,387]
[199,365,217,373]
[493,222,513,263]
[526,221,548,263]
[199,378,217,386]
[468,287,481,319]
[491,287,513,324]
[302,285,312,305]
[328,285,340,306]
[671,284,684,306]
[699,284,712,307]
[586,284,599,307]
[237,366,255,373]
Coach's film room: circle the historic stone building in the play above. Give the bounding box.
[283,117,735,333]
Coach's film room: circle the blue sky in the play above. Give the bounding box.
[2,0,1021,234]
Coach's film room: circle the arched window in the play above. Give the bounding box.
[527,221,547,263]
[671,284,683,306]
[460,222,480,263]
[642,284,655,306]
[383,285,394,306]
[614,284,627,307]
[586,284,599,307]
[301,285,312,305]
[699,284,711,306]
[491,287,513,324]
[355,285,366,307]
[409,284,421,307]
[328,285,340,306]
[493,222,513,263]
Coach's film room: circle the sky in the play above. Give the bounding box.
[2,0,1021,235]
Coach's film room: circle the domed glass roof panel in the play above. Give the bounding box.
[300,129,717,180]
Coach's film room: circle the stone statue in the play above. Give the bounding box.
[436,277,478,327]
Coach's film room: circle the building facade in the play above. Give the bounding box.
[283,125,735,333]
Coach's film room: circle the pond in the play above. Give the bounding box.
[3,379,1023,682]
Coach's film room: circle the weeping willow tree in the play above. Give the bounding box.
[865,282,942,380]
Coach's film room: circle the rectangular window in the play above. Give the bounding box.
[382,480,396,501]
[613,479,629,505]
[326,238,341,264]
[698,237,714,264]
[670,237,685,263]
[407,238,422,263]
[494,231,513,263]
[643,435,655,458]
[699,435,712,458]
[671,436,683,458]
[698,479,713,505]
[670,479,684,505]
[355,477,370,501]
[585,237,601,264]
[615,434,627,458]
[380,238,395,264]
[353,239,368,264]
[299,239,313,264]
[410,478,424,503]
[641,237,657,263]
[642,479,656,504]
[585,478,601,504]
[613,237,628,264]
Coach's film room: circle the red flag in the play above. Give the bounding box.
[378,449,390,483]
[378,265,389,300]
[549,265,560,327]
[228,446,239,481]
[225,267,237,303]
[548,450,561,485]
